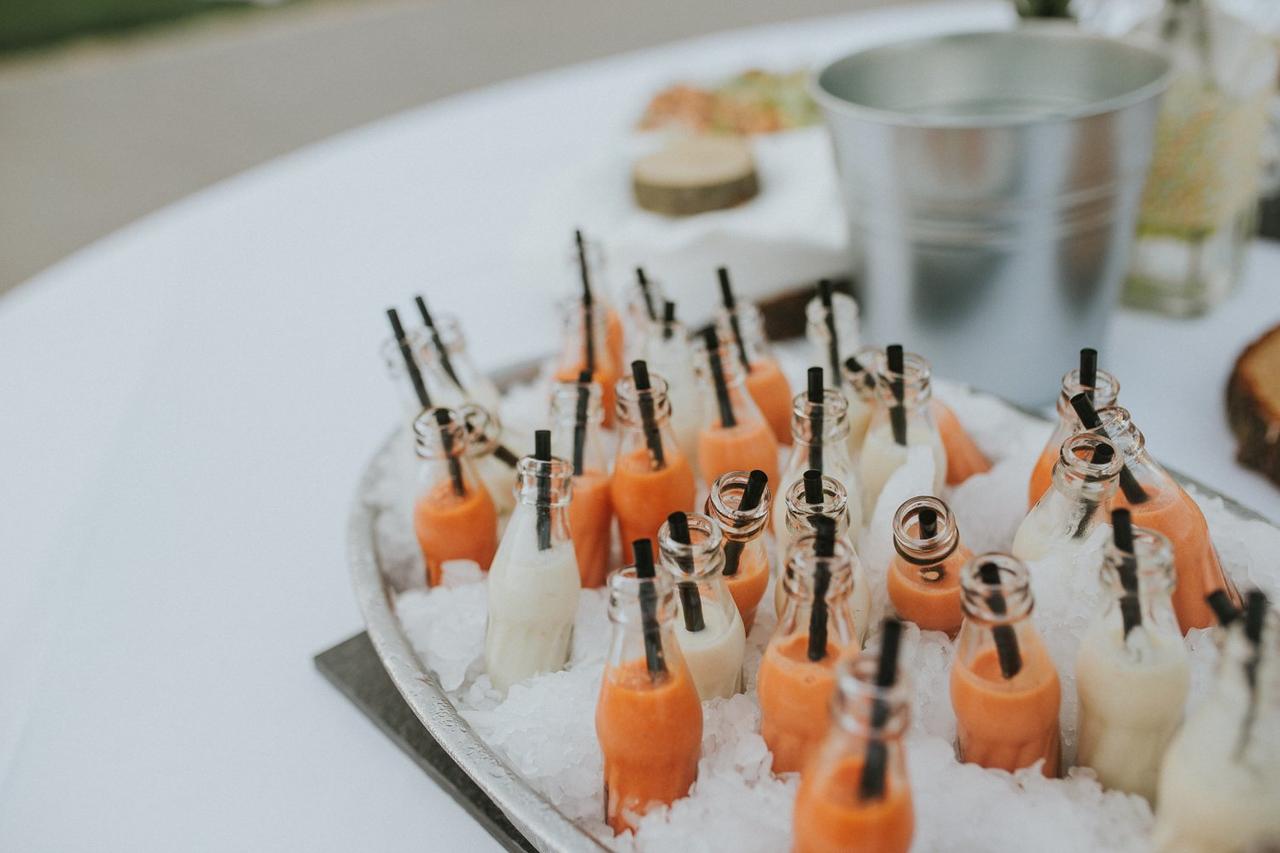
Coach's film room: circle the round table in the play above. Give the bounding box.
[2,2,1277,849]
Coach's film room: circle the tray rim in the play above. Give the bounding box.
[348,355,1271,853]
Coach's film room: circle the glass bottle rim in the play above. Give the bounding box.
[892,495,959,563]
[1057,432,1124,481]
[607,565,677,624]
[656,513,725,579]
[412,406,468,458]
[960,553,1034,623]
[781,533,856,600]
[784,472,848,520]
[706,470,772,537]
[1058,366,1120,409]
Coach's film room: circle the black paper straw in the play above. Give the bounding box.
[803,468,823,506]
[845,354,876,393]
[414,295,465,391]
[859,618,903,802]
[1069,393,1149,504]
[575,230,596,374]
[387,308,432,410]
[668,512,706,633]
[1207,590,1241,626]
[918,506,938,539]
[979,561,1022,679]
[662,300,676,341]
[722,469,768,577]
[886,344,907,446]
[1239,589,1270,756]
[636,267,658,322]
[807,516,836,662]
[1112,509,1142,638]
[534,430,552,551]
[631,360,666,469]
[1080,348,1098,404]
[702,328,738,429]
[434,408,466,497]
[633,539,668,681]
[807,367,825,473]
[819,280,840,380]
[717,266,751,370]
[571,369,591,476]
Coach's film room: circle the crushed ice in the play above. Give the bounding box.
[382,342,1277,851]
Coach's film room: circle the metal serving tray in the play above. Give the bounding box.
[341,319,1271,853]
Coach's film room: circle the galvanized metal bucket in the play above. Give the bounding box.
[813,29,1172,406]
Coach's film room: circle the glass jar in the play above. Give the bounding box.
[1125,0,1279,315]
[887,495,972,637]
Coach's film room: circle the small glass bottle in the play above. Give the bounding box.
[642,303,703,471]
[412,308,503,414]
[622,266,666,359]
[773,370,864,540]
[758,526,862,774]
[553,295,621,429]
[792,642,915,853]
[950,554,1062,775]
[859,347,947,519]
[550,378,614,588]
[805,283,860,386]
[1028,361,1121,508]
[1154,595,1279,850]
[596,555,702,834]
[1075,521,1189,802]
[1012,432,1123,567]
[692,328,780,488]
[484,436,581,692]
[412,407,499,587]
[704,470,772,633]
[611,367,697,564]
[887,496,973,637]
[657,512,746,701]
[456,403,518,516]
[840,345,881,461]
[1098,404,1241,632]
[714,296,794,446]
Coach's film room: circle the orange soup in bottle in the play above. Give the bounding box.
[1090,400,1240,632]
[705,469,772,633]
[694,326,780,487]
[596,540,702,834]
[412,407,499,587]
[611,361,697,563]
[887,496,971,637]
[1028,348,1120,508]
[793,620,913,853]
[950,554,1061,775]
[758,518,861,774]
[551,373,614,587]
[714,267,794,445]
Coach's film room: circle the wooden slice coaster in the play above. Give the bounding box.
[633,136,759,216]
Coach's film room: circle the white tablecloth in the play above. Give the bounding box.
[2,2,1277,849]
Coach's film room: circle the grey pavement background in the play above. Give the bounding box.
[0,0,905,295]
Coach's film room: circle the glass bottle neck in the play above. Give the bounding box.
[783,474,850,538]
[657,514,725,581]
[1054,366,1120,425]
[1048,432,1122,503]
[892,496,960,565]
[513,456,573,507]
[556,296,613,373]
[456,403,502,457]
[831,651,911,740]
[960,554,1035,624]
[805,290,860,381]
[413,407,469,460]
[790,389,852,445]
[615,374,674,429]
[705,471,771,543]
[873,350,934,410]
[777,537,857,638]
[714,302,770,368]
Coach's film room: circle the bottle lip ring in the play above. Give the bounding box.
[789,387,851,423]
[382,327,428,368]
[892,495,959,563]
[783,473,848,517]
[657,514,725,577]
[874,349,933,387]
[1060,366,1120,405]
[831,651,912,733]
[1058,432,1124,480]
[412,405,468,452]
[783,532,857,582]
[706,471,772,531]
[959,553,1034,622]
